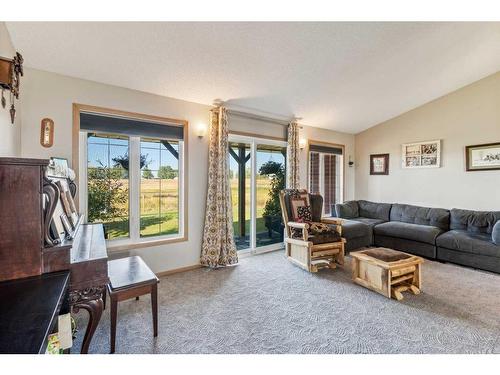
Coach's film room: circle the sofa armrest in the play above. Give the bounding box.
[493,220,500,245]
[334,201,359,219]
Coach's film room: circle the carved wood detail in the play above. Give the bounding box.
[42,172,60,247]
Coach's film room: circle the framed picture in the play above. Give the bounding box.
[370,154,389,175]
[466,142,500,171]
[402,140,441,168]
[47,157,70,178]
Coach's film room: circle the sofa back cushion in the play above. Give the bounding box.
[358,200,392,221]
[450,208,500,234]
[334,200,359,219]
[390,203,450,231]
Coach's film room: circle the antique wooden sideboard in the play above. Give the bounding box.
[0,157,108,354]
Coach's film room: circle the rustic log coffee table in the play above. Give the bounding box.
[350,247,423,301]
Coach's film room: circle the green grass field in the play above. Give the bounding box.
[99,176,274,240]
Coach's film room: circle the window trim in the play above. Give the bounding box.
[306,140,345,216]
[72,103,189,251]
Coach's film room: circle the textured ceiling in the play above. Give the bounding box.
[6,22,500,133]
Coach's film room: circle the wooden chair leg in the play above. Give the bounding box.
[151,283,158,337]
[110,296,118,354]
[136,296,139,301]
[102,289,107,310]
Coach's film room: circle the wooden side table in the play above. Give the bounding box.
[105,256,159,353]
[350,247,423,301]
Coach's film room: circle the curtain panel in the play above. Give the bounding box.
[287,120,300,189]
[200,107,239,268]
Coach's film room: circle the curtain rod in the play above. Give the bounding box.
[227,109,292,126]
[211,103,302,128]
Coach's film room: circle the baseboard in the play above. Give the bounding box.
[156,264,202,278]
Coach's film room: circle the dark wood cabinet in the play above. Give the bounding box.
[0,158,46,282]
[0,157,108,354]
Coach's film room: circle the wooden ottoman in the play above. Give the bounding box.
[350,247,423,301]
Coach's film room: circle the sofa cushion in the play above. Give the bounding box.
[436,230,500,258]
[493,221,500,245]
[358,200,392,221]
[374,221,443,245]
[450,208,500,234]
[341,219,371,239]
[351,217,386,227]
[335,201,359,219]
[390,203,450,231]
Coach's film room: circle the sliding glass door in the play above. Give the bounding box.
[229,135,287,253]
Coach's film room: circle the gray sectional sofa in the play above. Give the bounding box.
[333,200,500,274]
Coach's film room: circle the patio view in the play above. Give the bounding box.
[229,142,286,250]
[87,133,180,239]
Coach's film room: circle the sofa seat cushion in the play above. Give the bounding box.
[351,217,386,228]
[341,219,372,239]
[436,230,500,258]
[374,221,443,244]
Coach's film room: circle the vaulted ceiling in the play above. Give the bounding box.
[6,22,500,133]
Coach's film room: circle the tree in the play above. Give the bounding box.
[87,162,128,223]
[142,167,154,179]
[259,161,285,218]
[158,165,178,179]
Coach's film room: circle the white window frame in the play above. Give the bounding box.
[78,130,187,251]
[228,134,287,256]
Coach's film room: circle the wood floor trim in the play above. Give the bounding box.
[156,264,202,278]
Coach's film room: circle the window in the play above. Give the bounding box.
[308,142,344,216]
[76,105,187,249]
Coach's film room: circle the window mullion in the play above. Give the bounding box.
[129,137,141,241]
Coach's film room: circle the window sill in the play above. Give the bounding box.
[106,235,188,253]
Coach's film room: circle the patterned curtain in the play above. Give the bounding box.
[287,120,300,189]
[200,106,239,268]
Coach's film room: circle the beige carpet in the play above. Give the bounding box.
[73,251,500,354]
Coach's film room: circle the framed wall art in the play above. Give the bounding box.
[370,153,389,175]
[465,142,500,171]
[402,140,441,169]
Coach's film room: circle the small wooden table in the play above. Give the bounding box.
[105,256,159,353]
[350,248,423,301]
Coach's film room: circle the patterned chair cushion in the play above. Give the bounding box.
[290,198,309,221]
[291,221,341,244]
[296,205,312,222]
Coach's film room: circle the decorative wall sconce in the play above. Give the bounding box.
[0,52,24,124]
[196,123,207,138]
[299,138,307,149]
[348,155,354,167]
[40,118,55,148]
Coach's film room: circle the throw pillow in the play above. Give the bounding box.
[493,220,500,245]
[290,197,308,221]
[296,205,312,223]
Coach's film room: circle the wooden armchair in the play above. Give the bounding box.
[279,189,346,272]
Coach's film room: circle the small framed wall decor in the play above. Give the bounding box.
[402,140,441,168]
[465,142,500,171]
[40,118,54,148]
[370,153,389,175]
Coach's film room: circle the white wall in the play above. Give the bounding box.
[0,22,20,156]
[20,68,355,273]
[355,71,500,210]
